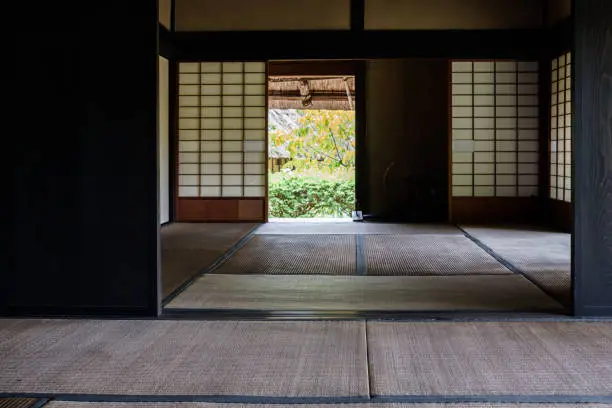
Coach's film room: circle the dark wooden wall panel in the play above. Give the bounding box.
[549,200,571,232]
[177,199,265,222]
[364,59,449,222]
[8,1,159,317]
[451,198,540,225]
[573,0,612,316]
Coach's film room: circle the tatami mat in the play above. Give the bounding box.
[42,403,612,408]
[364,236,511,275]
[0,399,41,408]
[368,321,612,396]
[0,320,367,397]
[212,235,356,275]
[256,222,462,235]
[460,226,571,305]
[165,274,562,311]
[161,223,258,297]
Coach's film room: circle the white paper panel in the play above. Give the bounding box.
[180,164,199,174]
[223,152,243,163]
[454,129,474,140]
[222,186,243,197]
[474,107,494,117]
[201,96,222,106]
[223,95,243,105]
[452,95,473,106]
[497,163,517,174]
[474,163,494,174]
[224,130,243,140]
[222,175,242,185]
[223,107,243,117]
[244,186,266,197]
[452,186,472,197]
[473,129,494,140]
[179,152,199,163]
[179,141,199,152]
[179,96,199,106]
[245,73,266,84]
[180,63,199,73]
[223,62,243,73]
[245,118,266,129]
[179,74,199,84]
[474,175,494,185]
[452,61,473,72]
[223,141,242,151]
[201,85,221,95]
[179,85,199,96]
[245,152,265,163]
[245,95,266,106]
[496,129,516,140]
[201,129,221,140]
[474,62,494,72]
[496,186,516,196]
[474,152,494,162]
[475,186,495,197]
[245,163,266,174]
[201,62,222,72]
[201,141,221,152]
[201,73,221,84]
[179,186,199,197]
[223,73,243,84]
[223,118,242,129]
[453,163,472,174]
[201,152,221,163]
[200,175,221,185]
[202,107,221,117]
[222,163,242,174]
[518,163,538,174]
[474,95,494,106]
[245,175,265,185]
[245,85,265,95]
[245,62,266,72]
[244,141,266,152]
[200,186,221,197]
[452,175,473,186]
[245,130,266,140]
[245,107,266,117]
[201,163,221,174]
[202,118,221,129]
[180,129,199,141]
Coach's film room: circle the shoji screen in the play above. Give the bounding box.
[451,60,539,198]
[177,61,267,221]
[550,52,572,202]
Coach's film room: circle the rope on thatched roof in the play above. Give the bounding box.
[268,76,355,110]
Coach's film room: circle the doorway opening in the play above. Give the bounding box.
[267,75,356,221]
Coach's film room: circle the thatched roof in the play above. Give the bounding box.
[268,76,355,111]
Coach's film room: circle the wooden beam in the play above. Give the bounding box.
[173,29,546,61]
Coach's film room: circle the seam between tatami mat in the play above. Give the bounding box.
[456,225,568,309]
[161,224,261,307]
[3,393,612,404]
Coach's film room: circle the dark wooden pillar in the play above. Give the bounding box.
[8,1,160,316]
[573,0,612,316]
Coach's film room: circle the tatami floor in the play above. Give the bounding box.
[0,319,611,406]
[162,222,571,314]
[1,223,609,407]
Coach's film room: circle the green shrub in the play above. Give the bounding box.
[268,174,355,218]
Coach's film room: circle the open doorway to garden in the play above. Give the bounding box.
[267,76,356,220]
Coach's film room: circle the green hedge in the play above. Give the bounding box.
[268,175,355,218]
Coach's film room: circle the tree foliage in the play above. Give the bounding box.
[269,110,355,173]
[268,174,354,218]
